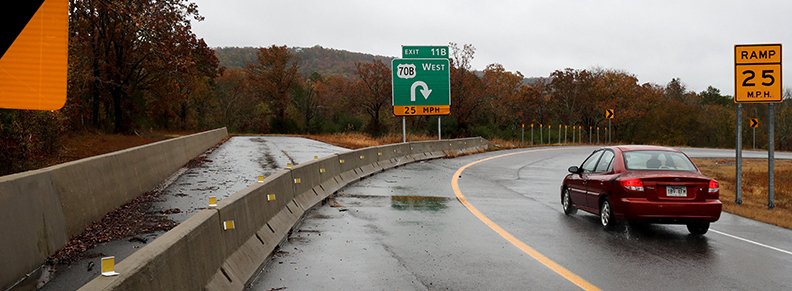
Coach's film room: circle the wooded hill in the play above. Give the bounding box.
[215,46,390,78]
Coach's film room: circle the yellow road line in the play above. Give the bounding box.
[451,150,601,291]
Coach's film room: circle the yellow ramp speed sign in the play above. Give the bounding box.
[734,44,782,103]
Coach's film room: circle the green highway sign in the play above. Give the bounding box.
[392,58,450,116]
[402,45,449,59]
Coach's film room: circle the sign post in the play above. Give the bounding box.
[530,123,534,145]
[547,124,551,144]
[572,125,575,144]
[769,104,776,208]
[605,109,614,144]
[736,104,743,204]
[558,124,561,144]
[438,116,441,140]
[750,118,760,149]
[402,117,406,143]
[734,43,783,208]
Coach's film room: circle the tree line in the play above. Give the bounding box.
[2,0,792,175]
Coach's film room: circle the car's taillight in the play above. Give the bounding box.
[708,180,719,193]
[621,178,644,191]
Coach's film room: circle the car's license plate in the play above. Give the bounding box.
[666,186,687,197]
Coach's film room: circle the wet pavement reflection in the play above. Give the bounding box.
[251,147,792,291]
[391,196,450,211]
[42,136,348,290]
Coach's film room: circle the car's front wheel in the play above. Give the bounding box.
[687,222,710,235]
[600,198,616,230]
[562,188,577,215]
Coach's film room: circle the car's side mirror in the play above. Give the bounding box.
[568,166,580,174]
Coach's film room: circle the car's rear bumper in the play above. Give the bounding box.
[615,198,722,223]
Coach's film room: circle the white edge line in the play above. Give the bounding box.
[711,229,792,256]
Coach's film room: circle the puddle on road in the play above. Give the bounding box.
[390,195,449,211]
[337,194,451,211]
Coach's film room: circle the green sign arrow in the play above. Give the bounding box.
[392,58,450,116]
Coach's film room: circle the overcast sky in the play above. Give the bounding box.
[191,0,790,95]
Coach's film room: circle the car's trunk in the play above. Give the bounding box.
[631,171,712,202]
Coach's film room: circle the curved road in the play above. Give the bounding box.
[251,146,792,290]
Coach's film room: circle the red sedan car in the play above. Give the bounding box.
[561,145,722,235]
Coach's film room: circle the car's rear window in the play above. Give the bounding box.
[623,150,697,171]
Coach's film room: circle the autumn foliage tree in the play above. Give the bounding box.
[355,60,392,135]
[247,45,299,133]
[67,0,218,133]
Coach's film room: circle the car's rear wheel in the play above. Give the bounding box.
[562,188,577,215]
[600,199,615,230]
[687,222,710,235]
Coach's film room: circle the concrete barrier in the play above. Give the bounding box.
[55,128,227,238]
[78,210,225,291]
[373,144,398,170]
[407,141,435,161]
[77,137,488,291]
[217,170,294,258]
[290,160,325,209]
[0,128,227,290]
[314,155,343,197]
[336,151,364,184]
[0,171,67,290]
[391,143,414,167]
[356,147,382,177]
[212,170,297,289]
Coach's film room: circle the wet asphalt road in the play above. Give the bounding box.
[251,146,792,290]
[41,136,348,291]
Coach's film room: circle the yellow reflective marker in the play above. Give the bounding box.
[267,194,276,201]
[101,256,119,277]
[257,176,265,183]
[294,178,301,184]
[314,155,319,160]
[339,159,345,164]
[378,152,382,156]
[208,196,217,208]
[223,220,235,231]
[360,155,365,160]
[287,163,293,169]
[320,168,326,173]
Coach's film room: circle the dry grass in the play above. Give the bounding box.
[302,132,436,149]
[693,158,792,229]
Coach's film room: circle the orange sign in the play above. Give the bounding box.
[0,0,68,110]
[394,105,450,116]
[734,44,782,103]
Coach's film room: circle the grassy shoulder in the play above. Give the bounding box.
[302,132,436,149]
[693,158,792,229]
[303,132,527,151]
